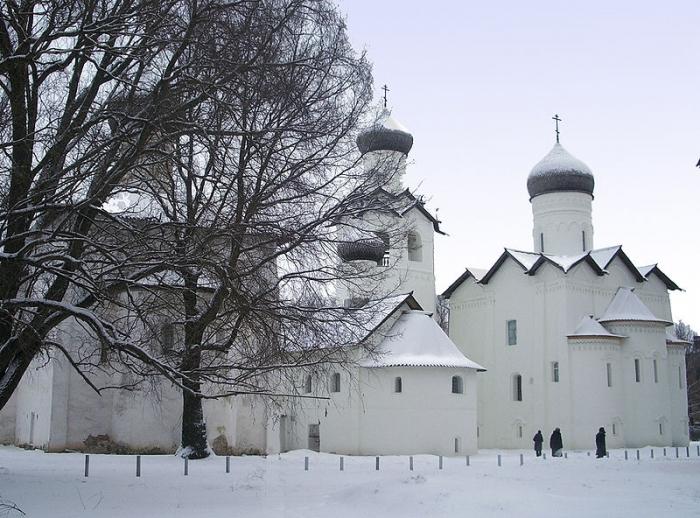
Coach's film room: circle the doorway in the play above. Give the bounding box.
[308,423,320,452]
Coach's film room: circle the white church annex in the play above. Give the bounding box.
[0,107,485,457]
[443,136,690,450]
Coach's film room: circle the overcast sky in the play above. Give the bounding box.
[338,0,700,326]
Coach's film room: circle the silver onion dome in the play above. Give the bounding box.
[356,110,413,155]
[527,143,595,199]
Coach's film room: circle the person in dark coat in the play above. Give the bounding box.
[533,430,544,457]
[550,428,563,457]
[595,427,607,458]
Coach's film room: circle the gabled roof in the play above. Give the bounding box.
[588,246,646,282]
[441,267,487,298]
[397,189,445,235]
[360,310,486,370]
[598,287,672,325]
[567,315,626,339]
[638,264,682,291]
[442,245,648,298]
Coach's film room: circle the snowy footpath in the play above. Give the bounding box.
[1,444,699,517]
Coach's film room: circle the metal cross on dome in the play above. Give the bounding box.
[552,114,562,143]
[382,84,390,108]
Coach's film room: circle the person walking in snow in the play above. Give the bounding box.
[533,430,544,457]
[595,427,607,458]
[550,428,563,457]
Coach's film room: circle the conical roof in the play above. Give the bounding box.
[527,142,594,199]
[356,109,413,155]
[361,311,485,370]
[599,287,672,325]
[568,315,626,338]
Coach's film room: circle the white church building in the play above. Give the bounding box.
[443,139,690,450]
[0,107,485,457]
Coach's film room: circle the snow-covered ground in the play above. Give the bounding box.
[1,444,699,517]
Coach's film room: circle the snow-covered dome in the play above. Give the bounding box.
[527,143,595,199]
[356,109,413,155]
[337,227,386,263]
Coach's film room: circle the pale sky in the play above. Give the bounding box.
[339,0,700,327]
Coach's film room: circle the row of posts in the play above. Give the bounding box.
[80,444,700,477]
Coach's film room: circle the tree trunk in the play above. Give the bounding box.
[180,378,209,459]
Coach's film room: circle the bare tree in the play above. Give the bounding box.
[0,0,293,410]
[117,1,413,458]
[676,321,700,433]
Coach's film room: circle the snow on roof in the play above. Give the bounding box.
[506,249,540,270]
[568,315,626,339]
[665,328,692,345]
[542,252,589,273]
[599,287,672,325]
[361,311,485,370]
[467,267,488,281]
[588,246,622,270]
[379,110,410,133]
[637,264,682,291]
[529,143,593,178]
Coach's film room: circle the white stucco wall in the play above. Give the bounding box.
[448,251,687,450]
[531,192,594,255]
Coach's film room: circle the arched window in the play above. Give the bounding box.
[394,377,402,393]
[407,231,423,262]
[330,372,341,393]
[451,375,463,394]
[304,375,312,394]
[513,374,523,401]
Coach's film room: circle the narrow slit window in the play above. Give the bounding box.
[394,377,402,393]
[634,359,641,383]
[540,233,544,253]
[679,366,683,389]
[582,230,586,252]
[507,320,517,346]
[606,363,612,387]
[451,375,464,394]
[551,361,559,383]
[330,372,341,393]
[161,323,175,353]
[304,375,312,394]
[513,374,523,401]
[612,423,617,435]
[653,359,658,383]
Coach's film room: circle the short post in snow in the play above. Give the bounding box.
[606,451,609,458]
[304,456,309,471]
[136,455,141,477]
[675,447,679,458]
[466,455,470,467]
[587,451,590,457]
[84,454,89,477]
[564,452,568,459]
[636,449,640,461]
[520,453,524,466]
[686,446,690,458]
[226,456,230,474]
[542,453,546,460]
[697,445,699,456]
[340,457,344,471]
[184,457,188,476]
[375,456,380,471]
[624,450,628,460]
[650,449,654,459]
[409,456,414,471]
[663,447,666,457]
[497,454,501,467]
[439,456,443,470]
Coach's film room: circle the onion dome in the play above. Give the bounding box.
[337,227,387,263]
[356,110,413,155]
[527,143,595,199]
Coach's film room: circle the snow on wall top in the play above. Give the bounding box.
[361,311,485,370]
[527,143,594,199]
[506,249,540,270]
[568,315,626,339]
[599,287,672,325]
[665,327,691,345]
